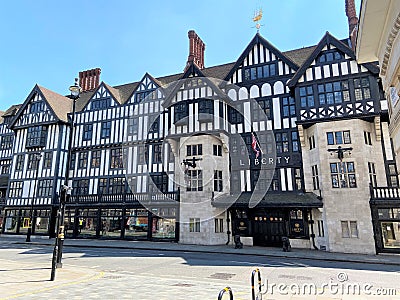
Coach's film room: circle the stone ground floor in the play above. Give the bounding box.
[0,199,400,255]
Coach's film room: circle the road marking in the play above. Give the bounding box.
[2,271,105,300]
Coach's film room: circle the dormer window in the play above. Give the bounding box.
[135,90,155,103]
[317,50,343,64]
[30,101,45,113]
[243,63,277,81]
[91,98,111,110]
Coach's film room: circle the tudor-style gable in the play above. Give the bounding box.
[224,33,299,85]
[127,73,160,104]
[287,32,382,123]
[82,82,122,111]
[10,85,72,129]
[288,32,379,88]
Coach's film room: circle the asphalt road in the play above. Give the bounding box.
[0,242,399,299]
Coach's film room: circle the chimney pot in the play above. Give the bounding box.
[78,68,101,92]
[345,0,358,51]
[185,30,205,71]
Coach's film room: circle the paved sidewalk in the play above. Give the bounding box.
[0,258,103,300]
[2,234,400,266]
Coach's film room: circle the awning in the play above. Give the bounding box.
[212,192,323,208]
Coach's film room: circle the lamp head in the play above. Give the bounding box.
[69,78,81,99]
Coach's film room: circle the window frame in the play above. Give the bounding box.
[27,153,41,170]
[0,134,14,150]
[110,148,124,169]
[341,220,358,238]
[189,218,201,232]
[213,170,223,192]
[91,98,111,110]
[9,181,23,197]
[282,96,296,117]
[72,179,89,196]
[128,118,139,135]
[82,124,93,141]
[100,121,112,139]
[364,131,372,145]
[77,151,88,169]
[312,165,320,190]
[91,150,101,168]
[368,162,377,187]
[43,151,53,169]
[214,218,224,233]
[299,85,314,108]
[26,126,48,148]
[326,130,351,145]
[309,135,316,150]
[15,154,25,171]
[37,179,53,197]
[174,102,189,123]
[186,144,202,156]
[186,170,203,192]
[213,144,222,156]
[330,162,357,188]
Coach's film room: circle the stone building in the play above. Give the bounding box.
[356,0,400,253]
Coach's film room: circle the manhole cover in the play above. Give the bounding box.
[103,275,123,280]
[209,273,236,280]
[278,274,296,279]
[172,283,195,287]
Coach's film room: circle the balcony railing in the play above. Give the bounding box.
[69,191,180,205]
[370,187,400,200]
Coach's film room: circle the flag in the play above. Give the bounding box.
[252,133,260,158]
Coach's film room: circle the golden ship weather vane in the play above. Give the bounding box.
[252,8,263,32]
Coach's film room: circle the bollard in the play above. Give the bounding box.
[217,286,233,300]
[251,268,262,300]
[234,235,243,249]
[282,236,291,252]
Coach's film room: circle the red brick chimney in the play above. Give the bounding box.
[184,30,205,71]
[345,0,358,51]
[79,68,101,92]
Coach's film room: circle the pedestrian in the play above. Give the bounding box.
[102,220,108,236]
[79,218,83,233]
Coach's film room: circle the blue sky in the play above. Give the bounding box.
[0,0,361,111]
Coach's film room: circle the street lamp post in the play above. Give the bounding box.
[50,79,80,281]
[26,153,42,242]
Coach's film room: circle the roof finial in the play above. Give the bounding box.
[252,8,263,33]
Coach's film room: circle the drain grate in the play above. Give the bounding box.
[172,283,195,287]
[209,273,236,280]
[103,275,123,280]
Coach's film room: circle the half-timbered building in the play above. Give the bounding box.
[0,0,398,254]
[3,86,73,236]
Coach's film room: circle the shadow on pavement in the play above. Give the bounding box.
[14,244,400,273]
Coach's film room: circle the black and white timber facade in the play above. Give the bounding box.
[0,24,399,253]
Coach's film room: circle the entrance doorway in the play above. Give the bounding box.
[251,209,286,246]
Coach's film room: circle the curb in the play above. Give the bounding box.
[12,241,400,267]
